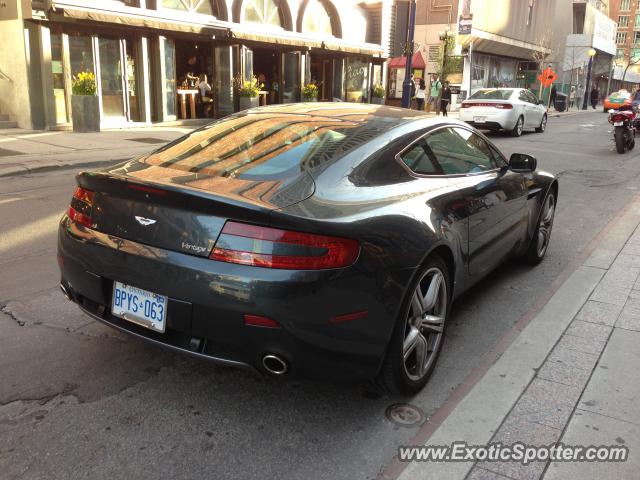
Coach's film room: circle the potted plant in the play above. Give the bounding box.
[71,71,99,132]
[302,83,319,102]
[237,76,262,110]
[371,84,385,105]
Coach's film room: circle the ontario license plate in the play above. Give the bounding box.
[474,116,486,123]
[112,281,167,333]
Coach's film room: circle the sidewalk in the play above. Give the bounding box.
[0,126,196,178]
[384,194,640,480]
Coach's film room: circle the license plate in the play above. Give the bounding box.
[474,116,486,123]
[112,281,167,332]
[614,121,624,126]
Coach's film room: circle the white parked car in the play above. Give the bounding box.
[459,88,547,137]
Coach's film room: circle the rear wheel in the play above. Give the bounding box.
[376,256,450,395]
[615,127,627,154]
[535,114,547,133]
[511,116,524,137]
[523,190,556,265]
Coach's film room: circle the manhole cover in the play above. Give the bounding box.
[385,403,425,427]
[127,137,168,144]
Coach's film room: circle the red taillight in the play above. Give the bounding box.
[210,221,360,270]
[127,183,167,196]
[68,186,95,228]
[244,314,281,328]
[493,103,513,109]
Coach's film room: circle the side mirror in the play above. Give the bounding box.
[509,153,537,173]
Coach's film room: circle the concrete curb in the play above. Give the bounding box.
[0,158,129,178]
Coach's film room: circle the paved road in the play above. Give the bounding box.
[2,111,639,480]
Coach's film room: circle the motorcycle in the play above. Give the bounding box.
[608,105,636,154]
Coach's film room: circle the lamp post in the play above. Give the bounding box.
[582,48,596,110]
[401,0,417,109]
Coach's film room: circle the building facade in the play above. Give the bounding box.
[609,0,640,84]
[0,0,391,130]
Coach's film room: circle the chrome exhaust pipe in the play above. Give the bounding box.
[262,354,289,375]
[60,284,71,301]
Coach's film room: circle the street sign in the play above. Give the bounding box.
[537,68,558,88]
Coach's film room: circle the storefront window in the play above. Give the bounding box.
[345,58,369,103]
[161,0,213,15]
[98,38,126,119]
[242,0,281,27]
[333,58,344,100]
[51,33,68,124]
[69,35,94,79]
[302,0,333,37]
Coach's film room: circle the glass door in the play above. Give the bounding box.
[160,36,177,120]
[282,51,300,103]
[51,33,68,124]
[98,37,126,121]
[215,45,234,117]
[124,38,141,122]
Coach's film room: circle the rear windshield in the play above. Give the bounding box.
[141,112,385,180]
[469,89,513,100]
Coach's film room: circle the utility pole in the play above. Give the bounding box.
[401,0,417,109]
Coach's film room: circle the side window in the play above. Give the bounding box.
[518,90,530,103]
[489,144,508,167]
[399,139,442,175]
[525,90,538,104]
[423,127,497,174]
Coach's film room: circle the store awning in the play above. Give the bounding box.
[229,29,323,49]
[321,41,386,57]
[388,52,425,69]
[49,1,229,35]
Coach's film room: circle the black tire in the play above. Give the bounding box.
[376,255,451,395]
[523,189,556,265]
[615,127,627,154]
[510,116,524,137]
[535,114,547,133]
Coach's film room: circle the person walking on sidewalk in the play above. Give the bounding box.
[569,85,576,109]
[590,85,599,109]
[415,78,426,111]
[440,81,452,116]
[550,85,557,110]
[428,74,442,113]
[577,84,585,109]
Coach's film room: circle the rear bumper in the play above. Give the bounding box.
[459,109,517,130]
[57,216,415,380]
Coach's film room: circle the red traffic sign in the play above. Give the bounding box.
[537,68,558,88]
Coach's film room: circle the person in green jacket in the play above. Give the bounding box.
[428,74,442,113]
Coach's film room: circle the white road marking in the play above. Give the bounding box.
[0,132,64,143]
[0,197,21,205]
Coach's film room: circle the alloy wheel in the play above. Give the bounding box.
[537,193,555,257]
[402,267,447,382]
[540,115,547,132]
